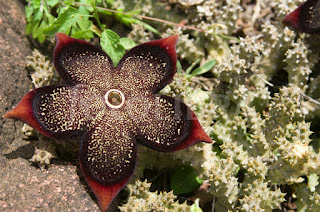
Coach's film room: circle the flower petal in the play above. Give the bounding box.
[117,35,178,94]
[126,95,212,152]
[283,0,320,34]
[80,110,136,211]
[4,85,105,138]
[80,166,130,211]
[54,33,114,87]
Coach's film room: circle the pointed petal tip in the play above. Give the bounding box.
[282,7,301,30]
[55,32,67,39]
[283,0,320,34]
[3,109,19,119]
[190,111,213,144]
[55,33,69,41]
[54,33,76,47]
[3,110,12,119]
[86,178,114,211]
[161,34,179,48]
[166,34,179,42]
[170,111,212,152]
[80,162,130,211]
[198,131,213,144]
[3,91,34,121]
[3,90,52,138]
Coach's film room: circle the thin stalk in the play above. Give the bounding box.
[72,2,229,35]
[91,0,103,29]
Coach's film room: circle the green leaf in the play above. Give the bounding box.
[190,199,203,212]
[187,59,216,78]
[26,20,40,35]
[100,29,126,66]
[119,38,136,50]
[32,20,48,43]
[176,61,182,74]
[43,6,81,36]
[170,166,203,195]
[138,21,161,35]
[72,17,94,39]
[25,5,34,21]
[185,59,200,75]
[115,13,137,26]
[78,6,91,18]
[46,0,59,7]
[72,30,94,40]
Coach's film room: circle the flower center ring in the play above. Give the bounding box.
[104,89,125,108]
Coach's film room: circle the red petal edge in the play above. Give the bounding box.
[144,35,178,87]
[282,0,320,34]
[156,34,179,64]
[80,161,129,211]
[156,35,178,84]
[54,33,90,56]
[54,33,77,83]
[3,89,52,138]
[173,110,213,151]
[54,33,108,83]
[149,35,178,63]
[282,4,302,31]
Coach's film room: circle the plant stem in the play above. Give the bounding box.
[91,0,103,29]
[73,2,205,33]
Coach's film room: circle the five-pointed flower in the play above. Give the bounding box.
[3,33,212,211]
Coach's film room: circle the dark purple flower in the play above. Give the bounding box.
[283,0,320,34]
[3,33,212,211]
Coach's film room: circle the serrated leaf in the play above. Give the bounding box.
[170,166,203,195]
[100,29,126,66]
[71,6,94,39]
[25,0,58,42]
[119,38,136,50]
[78,6,91,18]
[43,6,81,36]
[72,29,94,40]
[75,17,93,32]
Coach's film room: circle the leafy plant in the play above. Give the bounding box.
[100,29,136,66]
[170,165,203,195]
[25,0,154,65]
[25,0,58,42]
[42,5,95,39]
[25,0,159,42]
[185,59,216,78]
[26,0,97,42]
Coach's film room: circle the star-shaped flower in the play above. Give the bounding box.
[3,33,212,211]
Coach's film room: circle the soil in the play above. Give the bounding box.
[0,0,119,211]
